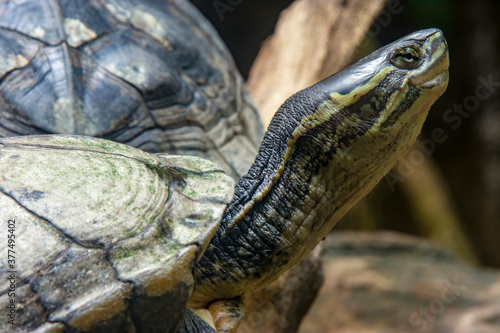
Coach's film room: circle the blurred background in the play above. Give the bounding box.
[0,0,498,331]
[190,0,500,269]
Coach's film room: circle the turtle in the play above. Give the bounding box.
[0,27,449,333]
[0,0,263,181]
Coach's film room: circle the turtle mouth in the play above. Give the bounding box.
[409,33,449,90]
[417,69,449,89]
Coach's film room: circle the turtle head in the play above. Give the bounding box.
[318,28,448,132]
[286,29,450,213]
[315,28,449,157]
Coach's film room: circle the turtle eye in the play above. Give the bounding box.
[391,46,422,69]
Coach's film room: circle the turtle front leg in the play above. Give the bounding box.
[183,297,244,333]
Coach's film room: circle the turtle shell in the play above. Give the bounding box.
[0,0,263,179]
[0,135,234,333]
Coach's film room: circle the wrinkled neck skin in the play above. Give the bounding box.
[191,76,429,307]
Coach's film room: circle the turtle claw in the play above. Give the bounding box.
[209,297,245,333]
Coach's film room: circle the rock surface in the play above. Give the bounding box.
[299,231,500,333]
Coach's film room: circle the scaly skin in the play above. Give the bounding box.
[191,29,449,318]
